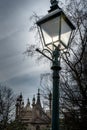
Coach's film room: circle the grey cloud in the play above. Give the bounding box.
[4,70,41,101]
[0,0,50,99]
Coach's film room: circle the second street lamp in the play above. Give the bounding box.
[36,1,75,130]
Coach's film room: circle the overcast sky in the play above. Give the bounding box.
[0,0,66,105]
[0,0,53,103]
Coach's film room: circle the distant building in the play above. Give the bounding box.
[15,89,51,130]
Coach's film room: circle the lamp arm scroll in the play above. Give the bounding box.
[36,48,53,61]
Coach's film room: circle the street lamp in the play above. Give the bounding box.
[36,0,75,130]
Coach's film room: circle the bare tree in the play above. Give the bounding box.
[0,85,16,130]
[59,0,87,130]
[40,73,52,110]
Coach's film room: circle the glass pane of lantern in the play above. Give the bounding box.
[47,44,54,51]
[60,17,72,48]
[41,17,60,49]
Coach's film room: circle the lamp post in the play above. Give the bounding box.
[36,0,75,130]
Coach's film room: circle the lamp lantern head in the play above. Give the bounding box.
[36,8,75,51]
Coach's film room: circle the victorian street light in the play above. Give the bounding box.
[36,0,75,130]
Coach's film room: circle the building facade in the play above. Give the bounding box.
[15,90,51,130]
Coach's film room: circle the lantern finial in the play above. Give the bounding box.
[49,0,59,12]
[50,0,58,5]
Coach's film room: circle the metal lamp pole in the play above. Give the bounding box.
[36,46,61,130]
[51,47,61,130]
[36,1,75,130]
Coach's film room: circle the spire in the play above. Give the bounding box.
[25,98,31,111]
[19,93,23,102]
[21,100,24,108]
[27,98,30,106]
[32,95,36,107]
[36,89,41,107]
[15,93,23,119]
[16,93,23,106]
